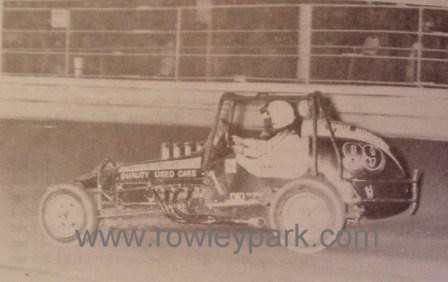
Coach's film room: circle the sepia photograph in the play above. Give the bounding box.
[0,0,447,281]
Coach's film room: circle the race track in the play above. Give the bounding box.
[0,120,447,282]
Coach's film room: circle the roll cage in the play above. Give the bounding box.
[201,91,341,178]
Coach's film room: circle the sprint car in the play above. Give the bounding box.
[39,91,420,251]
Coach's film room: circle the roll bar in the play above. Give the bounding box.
[201,91,342,177]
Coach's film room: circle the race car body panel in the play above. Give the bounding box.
[117,157,204,183]
[40,91,420,247]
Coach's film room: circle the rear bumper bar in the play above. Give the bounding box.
[349,169,421,215]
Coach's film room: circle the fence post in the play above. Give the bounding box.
[204,6,212,80]
[416,7,423,86]
[0,0,3,75]
[174,8,182,80]
[297,5,312,84]
[64,9,71,76]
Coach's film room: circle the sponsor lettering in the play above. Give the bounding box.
[177,169,197,178]
[119,169,199,181]
[154,170,176,178]
[120,171,151,181]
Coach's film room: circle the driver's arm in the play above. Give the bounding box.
[232,135,269,158]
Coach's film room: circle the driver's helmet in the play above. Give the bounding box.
[260,100,295,130]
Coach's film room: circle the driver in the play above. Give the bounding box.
[232,100,309,179]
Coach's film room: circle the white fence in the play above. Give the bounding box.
[1,1,448,87]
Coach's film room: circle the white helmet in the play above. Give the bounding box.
[261,100,295,130]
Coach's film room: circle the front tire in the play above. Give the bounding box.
[269,177,345,253]
[39,184,98,245]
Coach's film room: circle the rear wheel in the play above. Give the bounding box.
[39,184,98,245]
[269,177,345,253]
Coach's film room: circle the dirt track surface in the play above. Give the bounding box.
[0,120,447,282]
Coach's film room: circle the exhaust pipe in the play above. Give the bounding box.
[161,141,205,159]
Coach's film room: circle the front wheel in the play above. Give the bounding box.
[269,177,345,253]
[39,184,98,245]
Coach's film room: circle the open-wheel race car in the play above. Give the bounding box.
[39,91,420,252]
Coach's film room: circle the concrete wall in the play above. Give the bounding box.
[1,75,448,140]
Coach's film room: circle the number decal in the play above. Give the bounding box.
[364,184,375,199]
[362,144,386,171]
[342,142,386,172]
[342,142,364,171]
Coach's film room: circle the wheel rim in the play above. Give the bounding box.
[43,193,86,239]
[281,191,331,243]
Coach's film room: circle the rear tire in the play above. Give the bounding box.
[269,177,345,253]
[39,184,98,245]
